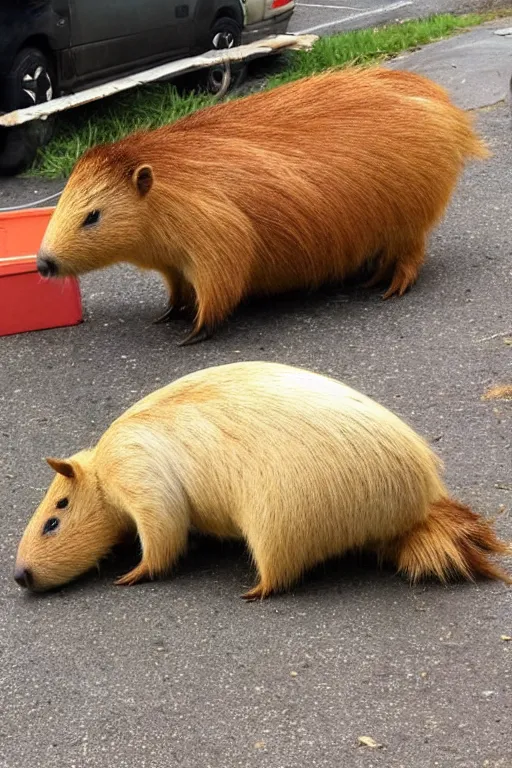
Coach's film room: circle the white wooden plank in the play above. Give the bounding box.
[0,34,317,127]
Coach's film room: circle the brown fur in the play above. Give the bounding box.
[38,67,489,340]
[381,498,512,584]
[14,362,510,595]
[365,67,453,103]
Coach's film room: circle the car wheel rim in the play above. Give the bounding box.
[208,68,226,93]
[21,65,53,108]
[212,31,236,50]
[208,28,238,93]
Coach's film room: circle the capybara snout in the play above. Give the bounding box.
[36,252,59,278]
[14,565,33,590]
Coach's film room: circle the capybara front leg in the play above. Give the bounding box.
[115,561,152,586]
[242,582,274,601]
[154,268,196,324]
[114,498,189,587]
[178,267,245,346]
[382,237,426,300]
[177,301,217,347]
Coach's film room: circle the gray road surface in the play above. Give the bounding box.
[289,0,507,37]
[1,14,512,768]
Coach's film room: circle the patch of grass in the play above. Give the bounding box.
[30,12,489,178]
[32,82,214,179]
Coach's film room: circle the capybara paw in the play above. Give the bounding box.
[241,582,272,601]
[114,562,151,586]
[382,282,409,300]
[178,325,213,347]
[382,269,418,299]
[152,304,175,325]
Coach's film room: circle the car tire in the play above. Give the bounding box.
[0,47,56,177]
[204,17,247,95]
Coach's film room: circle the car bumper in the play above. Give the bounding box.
[241,10,294,44]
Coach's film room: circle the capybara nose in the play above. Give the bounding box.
[14,565,33,589]
[36,254,58,278]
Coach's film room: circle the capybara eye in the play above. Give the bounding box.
[82,210,100,227]
[56,498,69,509]
[42,517,60,535]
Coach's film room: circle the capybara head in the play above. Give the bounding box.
[15,453,123,592]
[37,144,154,278]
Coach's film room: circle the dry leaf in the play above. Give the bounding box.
[358,736,383,749]
[254,741,265,749]
[483,384,512,401]
[290,670,298,677]
[501,635,512,642]
[503,338,512,345]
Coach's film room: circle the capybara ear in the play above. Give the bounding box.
[46,457,76,478]
[132,165,153,197]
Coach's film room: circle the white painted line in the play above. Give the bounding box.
[296,3,362,8]
[294,0,414,35]
[297,3,363,9]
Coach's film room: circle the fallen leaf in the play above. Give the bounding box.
[254,741,265,749]
[501,635,512,642]
[503,338,512,345]
[358,736,383,749]
[482,384,512,401]
[290,670,298,677]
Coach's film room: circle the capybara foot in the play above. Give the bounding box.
[382,265,420,299]
[382,265,417,299]
[362,264,390,291]
[152,303,175,324]
[382,243,424,299]
[242,581,273,601]
[115,561,152,586]
[178,325,213,347]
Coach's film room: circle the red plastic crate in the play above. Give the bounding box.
[0,207,82,337]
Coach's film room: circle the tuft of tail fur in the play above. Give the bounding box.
[388,498,511,584]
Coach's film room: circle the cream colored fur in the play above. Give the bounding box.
[15,362,510,594]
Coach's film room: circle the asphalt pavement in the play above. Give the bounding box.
[289,0,507,38]
[1,13,512,768]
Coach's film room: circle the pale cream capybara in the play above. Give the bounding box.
[15,362,510,595]
[36,67,489,344]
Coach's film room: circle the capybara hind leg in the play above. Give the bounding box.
[241,534,305,600]
[383,237,426,299]
[362,258,392,290]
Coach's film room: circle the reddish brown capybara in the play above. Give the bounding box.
[36,66,489,344]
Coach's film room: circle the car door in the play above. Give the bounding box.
[69,0,192,83]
